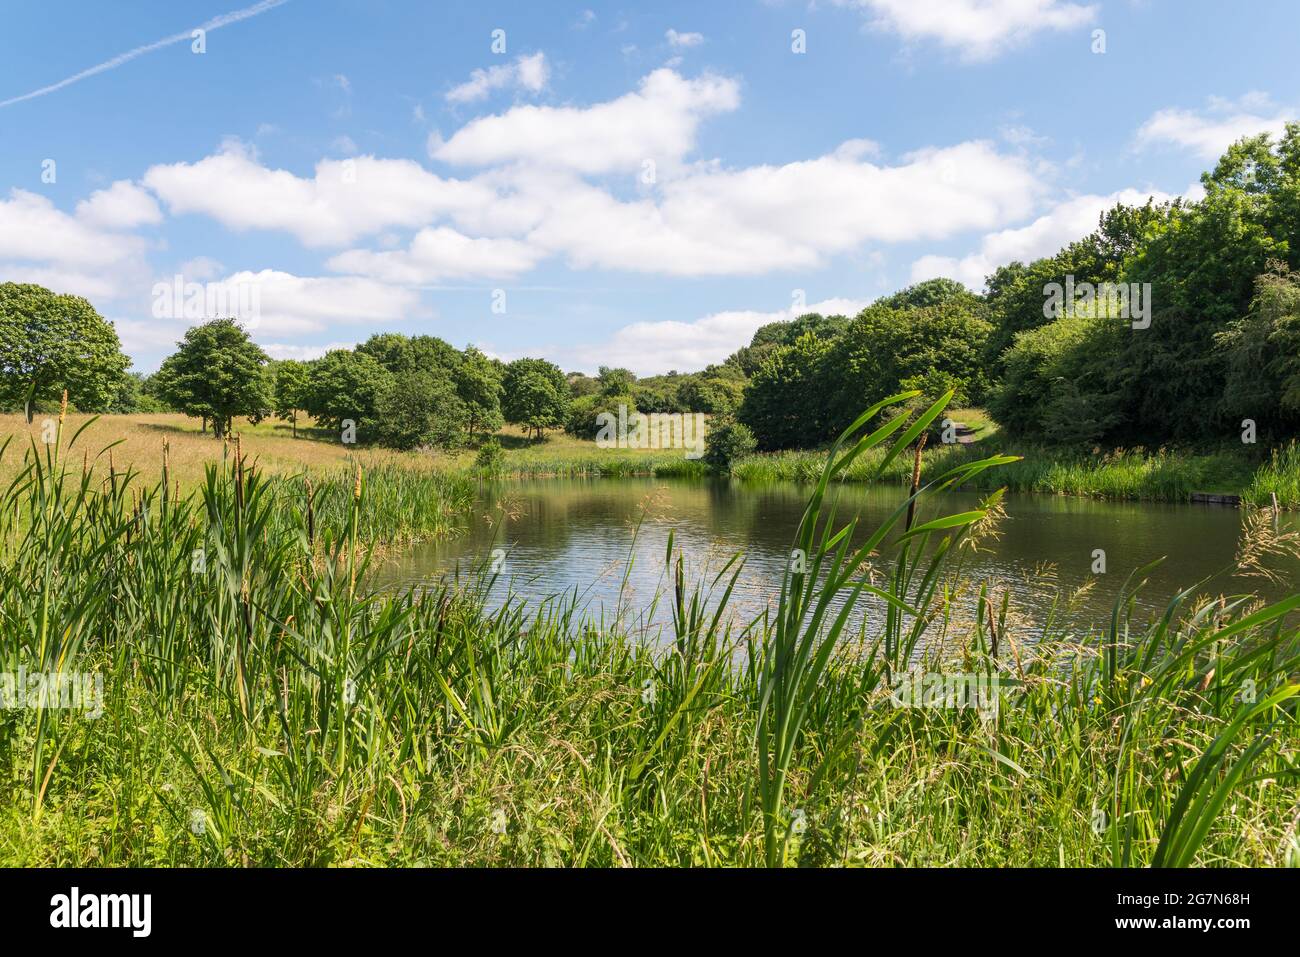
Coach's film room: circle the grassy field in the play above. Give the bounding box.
[5,412,1294,510]
[0,412,449,488]
[1,394,1297,867]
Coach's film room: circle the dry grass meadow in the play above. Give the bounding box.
[0,412,450,487]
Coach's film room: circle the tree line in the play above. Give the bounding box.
[4,127,1298,455]
[733,125,1300,452]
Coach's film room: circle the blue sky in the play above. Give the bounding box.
[2,0,1297,374]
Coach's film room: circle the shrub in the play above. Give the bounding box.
[565,393,636,440]
[474,438,504,474]
[703,419,756,475]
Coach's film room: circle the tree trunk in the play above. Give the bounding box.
[291,411,297,439]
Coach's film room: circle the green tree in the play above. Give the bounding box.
[738,332,838,450]
[270,359,311,437]
[474,437,504,474]
[984,201,1166,377]
[358,332,461,376]
[456,346,504,440]
[874,277,978,311]
[104,371,169,414]
[990,311,1125,446]
[1217,262,1300,440]
[154,319,270,437]
[0,282,130,420]
[371,369,466,450]
[565,391,636,439]
[1114,134,1290,444]
[302,350,392,439]
[677,373,744,415]
[597,365,636,396]
[823,300,993,435]
[567,372,600,399]
[703,419,756,475]
[502,358,569,440]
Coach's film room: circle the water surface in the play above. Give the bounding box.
[370,478,1299,638]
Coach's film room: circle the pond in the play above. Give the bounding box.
[369,477,1300,639]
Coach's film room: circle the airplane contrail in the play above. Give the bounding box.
[0,0,291,109]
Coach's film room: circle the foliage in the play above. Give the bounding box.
[474,437,504,474]
[371,367,466,451]
[564,392,636,440]
[502,358,570,440]
[1217,261,1300,439]
[738,332,838,450]
[105,371,168,414]
[702,418,755,474]
[269,359,311,437]
[674,373,739,415]
[153,319,271,437]
[596,365,636,396]
[302,349,392,438]
[823,297,993,434]
[456,346,504,439]
[983,202,1164,377]
[990,311,1125,446]
[0,282,130,418]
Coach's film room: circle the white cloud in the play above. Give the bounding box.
[210,269,428,334]
[515,52,550,93]
[0,188,153,299]
[665,29,705,48]
[1135,93,1295,160]
[838,0,1096,61]
[445,52,550,104]
[558,298,869,376]
[1,188,147,268]
[143,140,494,246]
[511,139,1043,276]
[327,226,545,283]
[137,71,1043,281]
[74,180,163,228]
[319,132,1043,280]
[0,263,136,302]
[910,188,1177,290]
[434,68,740,174]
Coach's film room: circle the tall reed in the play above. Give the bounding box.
[0,401,1296,867]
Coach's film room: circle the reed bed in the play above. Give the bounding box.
[0,399,1297,867]
[1245,441,1300,509]
[731,443,1289,506]
[501,450,709,479]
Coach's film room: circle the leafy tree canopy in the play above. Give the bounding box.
[154,318,270,437]
[0,282,130,418]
